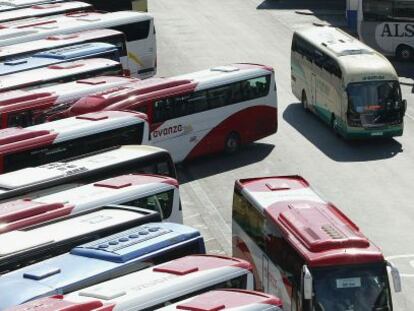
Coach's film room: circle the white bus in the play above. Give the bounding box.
[357,0,414,60]
[68,63,278,163]
[0,110,148,174]
[13,255,254,311]
[0,29,127,64]
[232,175,402,311]
[291,25,406,139]
[0,0,64,12]
[0,1,92,24]
[0,204,160,274]
[0,76,139,128]
[0,173,183,233]
[157,289,283,311]
[0,145,177,202]
[0,11,156,78]
[0,58,123,93]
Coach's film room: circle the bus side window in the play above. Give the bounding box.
[188,91,208,114]
[113,20,151,42]
[207,85,231,109]
[154,190,174,219]
[323,56,342,79]
[7,111,33,128]
[393,1,414,18]
[108,34,128,57]
[233,191,265,250]
[156,161,170,176]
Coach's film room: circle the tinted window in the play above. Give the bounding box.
[3,123,144,173]
[393,0,414,18]
[233,190,265,250]
[124,189,174,219]
[113,20,151,42]
[363,0,394,21]
[152,75,271,123]
[106,34,128,57]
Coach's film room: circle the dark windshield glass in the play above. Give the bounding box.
[347,81,403,126]
[312,263,392,311]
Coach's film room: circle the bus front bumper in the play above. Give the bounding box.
[341,125,403,139]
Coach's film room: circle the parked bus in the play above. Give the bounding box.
[14,255,254,311]
[0,1,92,24]
[0,58,123,93]
[0,29,127,64]
[232,175,402,311]
[0,42,119,76]
[0,111,148,174]
[0,145,176,202]
[357,0,414,60]
[0,76,140,128]
[157,289,283,311]
[0,11,156,78]
[0,0,64,13]
[0,204,160,274]
[291,26,406,138]
[0,222,205,309]
[0,173,183,232]
[84,0,147,12]
[68,63,278,162]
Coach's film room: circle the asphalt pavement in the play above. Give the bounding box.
[149,0,414,308]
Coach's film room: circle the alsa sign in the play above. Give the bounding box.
[379,23,414,37]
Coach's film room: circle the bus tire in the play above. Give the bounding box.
[224,132,241,154]
[331,115,340,137]
[396,45,413,61]
[301,91,309,111]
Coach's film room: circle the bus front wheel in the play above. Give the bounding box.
[224,132,241,154]
[331,115,341,137]
[396,45,413,61]
[301,91,309,111]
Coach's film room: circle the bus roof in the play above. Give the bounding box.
[0,1,92,23]
[0,0,64,12]
[0,11,153,46]
[159,289,283,311]
[0,42,117,76]
[0,173,177,232]
[0,110,146,155]
[0,29,123,60]
[294,26,398,83]
[237,175,384,267]
[0,76,138,113]
[0,145,167,191]
[0,206,150,257]
[62,255,252,308]
[0,58,122,92]
[69,63,273,114]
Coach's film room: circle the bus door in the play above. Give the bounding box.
[311,73,317,108]
[149,96,192,162]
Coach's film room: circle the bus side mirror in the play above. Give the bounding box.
[387,261,402,293]
[303,265,313,300]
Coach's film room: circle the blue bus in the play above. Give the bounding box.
[0,222,205,309]
[0,42,119,76]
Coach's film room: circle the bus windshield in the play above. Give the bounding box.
[313,263,392,311]
[347,81,403,126]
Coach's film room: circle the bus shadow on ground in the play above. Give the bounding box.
[391,59,414,83]
[256,0,346,28]
[177,143,275,184]
[283,103,403,162]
